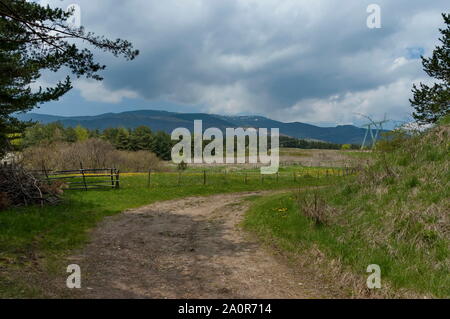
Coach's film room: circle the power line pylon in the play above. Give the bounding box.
[359,114,389,150]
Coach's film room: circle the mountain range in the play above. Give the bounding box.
[16,110,382,145]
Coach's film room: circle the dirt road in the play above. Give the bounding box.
[61,191,338,298]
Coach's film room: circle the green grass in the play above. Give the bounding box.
[243,190,449,297]
[0,169,339,297]
[171,164,343,175]
[243,125,450,298]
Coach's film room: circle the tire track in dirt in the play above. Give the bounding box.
[60,191,339,299]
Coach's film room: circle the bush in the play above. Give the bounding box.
[20,123,174,160]
[177,160,188,171]
[294,191,337,226]
[20,138,161,172]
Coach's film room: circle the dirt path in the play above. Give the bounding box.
[60,191,338,299]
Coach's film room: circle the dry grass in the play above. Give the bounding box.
[294,191,337,226]
[19,138,162,172]
[279,148,371,167]
[244,124,449,297]
[293,244,430,299]
[244,192,437,298]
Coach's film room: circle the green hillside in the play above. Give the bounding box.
[244,120,450,297]
[16,110,381,145]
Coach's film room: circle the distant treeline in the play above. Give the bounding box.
[18,123,357,161]
[279,136,359,150]
[20,123,173,160]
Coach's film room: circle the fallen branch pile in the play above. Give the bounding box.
[0,165,65,210]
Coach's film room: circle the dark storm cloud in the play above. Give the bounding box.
[42,0,449,124]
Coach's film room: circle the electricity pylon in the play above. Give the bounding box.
[359,114,389,150]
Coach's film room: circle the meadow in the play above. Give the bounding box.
[2,123,448,299]
[243,190,449,298]
[243,125,450,298]
[0,166,342,297]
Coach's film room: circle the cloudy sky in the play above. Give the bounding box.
[34,0,448,127]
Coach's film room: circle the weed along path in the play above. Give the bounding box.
[60,191,338,299]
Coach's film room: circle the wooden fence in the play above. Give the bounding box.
[144,166,361,188]
[36,168,120,191]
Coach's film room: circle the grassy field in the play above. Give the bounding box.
[243,125,449,298]
[338,150,374,160]
[1,123,447,298]
[243,190,449,298]
[0,168,340,297]
[167,165,347,177]
[165,148,370,170]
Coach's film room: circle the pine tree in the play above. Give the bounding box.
[410,13,450,124]
[130,126,154,151]
[64,126,77,143]
[0,0,138,153]
[150,131,172,160]
[115,127,131,150]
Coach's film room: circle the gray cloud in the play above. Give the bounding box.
[43,0,449,125]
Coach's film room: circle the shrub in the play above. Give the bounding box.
[375,130,411,153]
[295,191,336,226]
[20,138,161,172]
[177,160,188,171]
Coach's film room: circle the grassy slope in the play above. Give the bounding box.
[0,170,338,297]
[244,124,449,297]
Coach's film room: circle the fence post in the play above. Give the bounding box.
[203,170,206,185]
[147,169,152,188]
[81,170,87,191]
[110,168,115,188]
[115,169,120,189]
[79,162,88,191]
[42,162,50,185]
